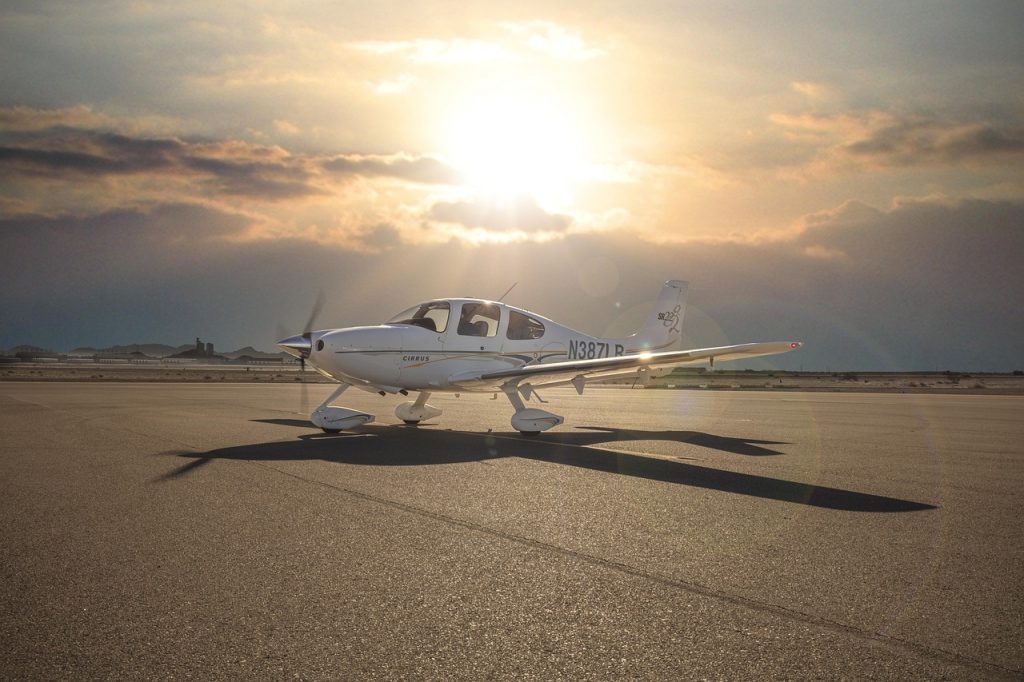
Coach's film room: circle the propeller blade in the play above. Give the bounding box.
[303,289,326,337]
[277,288,325,417]
[275,288,324,417]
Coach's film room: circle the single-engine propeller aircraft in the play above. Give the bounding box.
[278,280,802,435]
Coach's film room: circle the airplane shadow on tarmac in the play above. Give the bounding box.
[254,420,788,456]
[157,421,937,513]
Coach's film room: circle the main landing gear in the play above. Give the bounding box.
[310,384,560,436]
[310,384,374,433]
[310,386,445,432]
[502,384,563,435]
[394,391,443,425]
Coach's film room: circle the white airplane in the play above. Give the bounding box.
[277,280,802,435]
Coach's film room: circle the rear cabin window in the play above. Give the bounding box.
[506,310,546,340]
[457,302,500,337]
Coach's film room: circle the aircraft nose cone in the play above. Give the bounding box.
[277,334,311,359]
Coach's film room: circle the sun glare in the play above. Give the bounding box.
[443,93,587,207]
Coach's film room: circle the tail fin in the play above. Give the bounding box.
[625,280,688,352]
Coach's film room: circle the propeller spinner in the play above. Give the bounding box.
[278,334,312,360]
[277,289,326,371]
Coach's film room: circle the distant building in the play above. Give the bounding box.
[170,337,226,362]
[11,345,61,361]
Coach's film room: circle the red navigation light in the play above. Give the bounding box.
[791,342,799,348]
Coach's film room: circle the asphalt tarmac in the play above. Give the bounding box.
[1,383,1021,679]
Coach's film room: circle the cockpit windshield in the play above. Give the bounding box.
[385,301,450,333]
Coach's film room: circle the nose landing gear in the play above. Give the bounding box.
[311,383,375,432]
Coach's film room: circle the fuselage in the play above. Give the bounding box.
[275,281,799,435]
[301,298,639,393]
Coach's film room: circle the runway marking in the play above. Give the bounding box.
[244,453,1016,680]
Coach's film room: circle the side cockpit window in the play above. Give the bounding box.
[386,301,450,333]
[457,302,499,337]
[507,310,545,340]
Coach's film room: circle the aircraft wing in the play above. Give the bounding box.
[451,341,803,392]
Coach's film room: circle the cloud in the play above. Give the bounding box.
[429,195,572,232]
[0,108,530,250]
[1,2,1020,369]
[0,104,113,132]
[354,222,403,252]
[0,130,184,176]
[321,153,459,185]
[348,21,604,65]
[368,74,415,95]
[0,203,252,309]
[844,120,1024,166]
[349,38,513,65]
[0,110,460,215]
[0,203,250,244]
[771,111,1024,171]
[273,119,299,135]
[789,81,834,101]
[801,244,847,261]
[0,125,322,199]
[1,196,1021,371]
[795,197,1024,281]
[504,21,606,61]
[0,104,183,136]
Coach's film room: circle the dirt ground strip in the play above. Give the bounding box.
[2,363,1022,393]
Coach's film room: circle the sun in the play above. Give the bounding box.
[442,92,587,207]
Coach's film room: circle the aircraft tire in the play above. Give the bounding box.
[403,420,420,425]
[321,427,342,434]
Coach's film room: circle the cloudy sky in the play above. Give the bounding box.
[2,1,1022,370]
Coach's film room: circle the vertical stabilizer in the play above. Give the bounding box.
[625,280,688,351]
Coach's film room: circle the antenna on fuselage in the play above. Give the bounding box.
[497,282,518,302]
